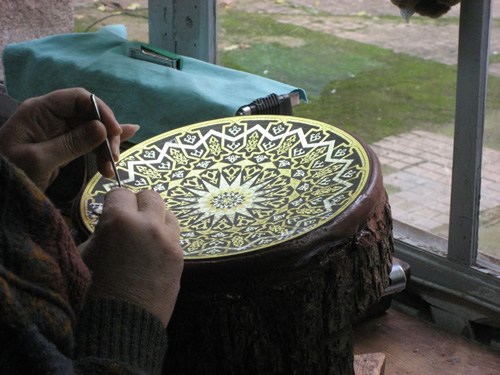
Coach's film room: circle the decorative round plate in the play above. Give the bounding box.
[79,116,371,259]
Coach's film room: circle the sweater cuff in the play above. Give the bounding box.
[75,298,168,375]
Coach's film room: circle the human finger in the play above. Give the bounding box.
[36,89,125,167]
[94,125,135,179]
[49,89,122,137]
[136,190,167,217]
[104,124,140,160]
[164,208,179,224]
[101,187,138,216]
[164,209,182,239]
[120,124,140,143]
[37,119,107,170]
[42,89,122,156]
[36,89,120,137]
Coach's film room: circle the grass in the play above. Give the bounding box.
[219,10,500,146]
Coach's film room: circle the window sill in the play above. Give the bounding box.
[393,220,500,348]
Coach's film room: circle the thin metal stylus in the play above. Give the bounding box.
[90,94,122,187]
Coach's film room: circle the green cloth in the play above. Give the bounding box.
[3,25,307,143]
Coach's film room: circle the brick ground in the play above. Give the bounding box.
[372,131,500,245]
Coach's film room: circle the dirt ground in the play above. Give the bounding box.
[224,0,500,74]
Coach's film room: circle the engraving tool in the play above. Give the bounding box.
[90,94,122,187]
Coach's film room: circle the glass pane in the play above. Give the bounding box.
[480,1,500,266]
[218,1,460,251]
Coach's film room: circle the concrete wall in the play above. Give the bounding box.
[0,0,74,80]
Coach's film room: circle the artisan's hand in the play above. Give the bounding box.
[0,88,138,190]
[80,188,184,327]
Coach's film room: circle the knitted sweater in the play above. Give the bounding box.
[0,155,168,374]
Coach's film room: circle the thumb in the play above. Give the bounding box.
[42,120,107,167]
[78,236,94,260]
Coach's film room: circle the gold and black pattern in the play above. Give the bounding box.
[79,116,370,259]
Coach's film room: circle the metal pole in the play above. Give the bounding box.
[148,0,217,63]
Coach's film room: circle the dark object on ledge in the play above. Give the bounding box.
[355,257,410,324]
[236,92,300,116]
[391,0,461,21]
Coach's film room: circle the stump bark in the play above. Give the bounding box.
[163,152,393,375]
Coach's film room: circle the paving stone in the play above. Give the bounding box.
[405,165,443,182]
[484,180,500,193]
[389,160,410,170]
[375,130,498,240]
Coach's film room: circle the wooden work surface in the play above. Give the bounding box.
[354,353,386,375]
[354,308,500,375]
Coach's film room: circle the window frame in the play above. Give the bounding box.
[448,0,490,266]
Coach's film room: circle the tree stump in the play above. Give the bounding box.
[75,115,394,375]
